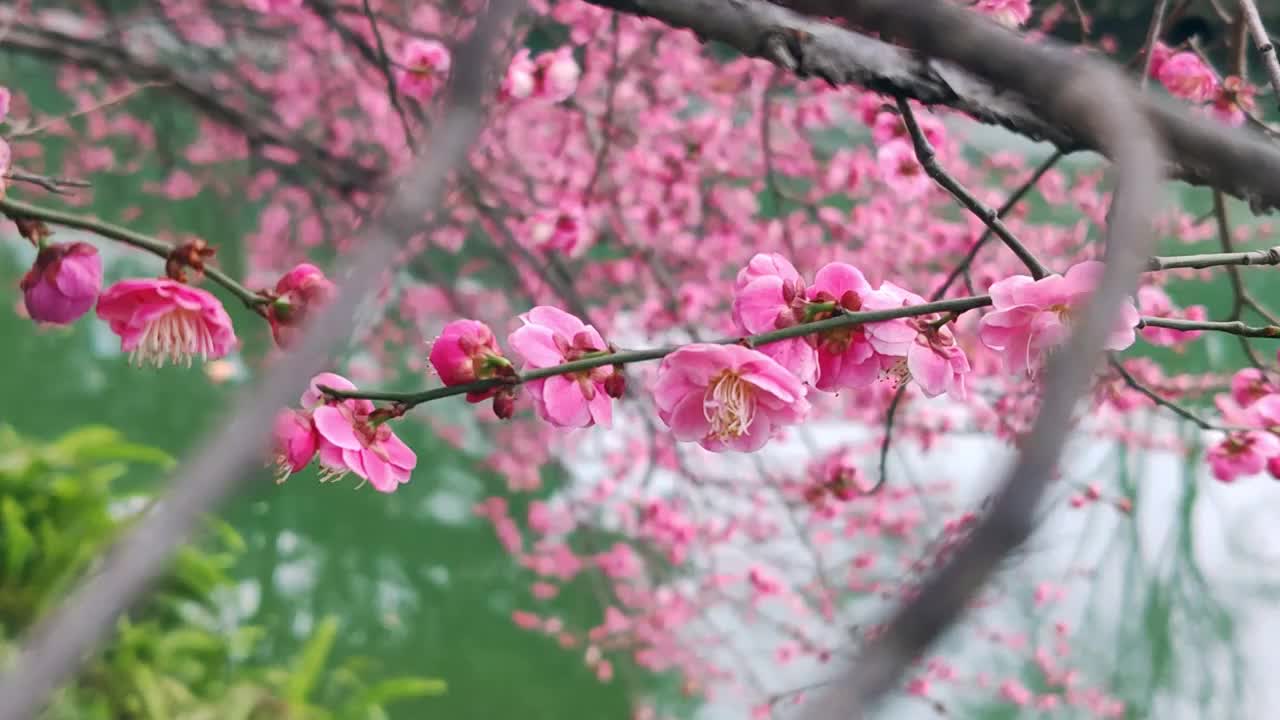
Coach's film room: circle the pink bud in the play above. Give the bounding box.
[21,242,103,325]
[430,319,507,403]
[493,390,515,419]
[268,263,335,347]
[604,370,626,399]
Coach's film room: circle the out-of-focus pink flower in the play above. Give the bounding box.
[0,86,10,122]
[1231,368,1273,407]
[272,408,317,483]
[535,46,580,103]
[526,203,593,257]
[267,263,335,348]
[396,39,451,102]
[653,343,810,452]
[304,372,417,492]
[429,319,512,401]
[20,242,102,325]
[1210,75,1256,127]
[973,0,1033,27]
[876,139,931,199]
[501,49,537,101]
[979,261,1140,376]
[508,306,615,428]
[1206,430,1280,482]
[1137,285,1206,346]
[96,278,237,367]
[747,565,784,596]
[999,679,1033,706]
[732,253,816,384]
[1158,52,1218,103]
[1146,42,1174,78]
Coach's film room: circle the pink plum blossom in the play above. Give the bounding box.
[302,372,417,492]
[869,281,971,398]
[1157,52,1218,103]
[501,49,537,101]
[876,138,931,200]
[1231,368,1273,407]
[429,318,513,401]
[267,263,335,347]
[535,46,581,103]
[96,278,237,367]
[973,0,1032,27]
[978,261,1140,376]
[20,242,103,325]
[732,252,816,384]
[525,203,593,257]
[246,0,302,12]
[1206,431,1280,482]
[0,86,9,122]
[272,408,317,483]
[1210,76,1256,127]
[396,39,451,102]
[1137,285,1206,346]
[653,343,810,452]
[508,306,616,428]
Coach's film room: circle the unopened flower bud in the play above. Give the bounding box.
[604,369,626,399]
[493,389,516,419]
[840,290,863,311]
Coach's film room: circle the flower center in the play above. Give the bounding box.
[132,309,214,368]
[704,370,756,440]
[1048,302,1072,324]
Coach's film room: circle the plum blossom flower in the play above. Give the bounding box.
[272,408,317,483]
[1231,367,1273,407]
[501,46,580,103]
[0,86,10,122]
[96,278,237,367]
[867,281,971,398]
[508,306,616,428]
[973,0,1032,27]
[396,39,451,102]
[302,372,417,492]
[978,261,1140,376]
[1206,430,1280,482]
[804,262,879,390]
[525,203,593,257]
[501,49,537,101]
[246,0,302,12]
[653,343,810,453]
[535,46,581,102]
[732,253,817,384]
[1137,285,1206,346]
[428,319,513,401]
[21,242,102,324]
[876,138,931,200]
[1210,76,1256,127]
[266,263,335,347]
[1157,52,1218,103]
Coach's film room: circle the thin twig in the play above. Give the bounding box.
[0,195,266,311]
[930,151,1063,300]
[3,171,91,195]
[0,4,523,718]
[1140,0,1172,89]
[896,97,1049,279]
[1108,356,1222,431]
[1239,0,1280,108]
[1141,316,1280,338]
[361,0,418,153]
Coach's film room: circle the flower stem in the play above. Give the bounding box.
[0,196,267,311]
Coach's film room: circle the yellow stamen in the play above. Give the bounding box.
[704,371,757,440]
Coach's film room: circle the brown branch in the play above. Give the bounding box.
[0,3,524,718]
[586,0,1280,213]
[1139,0,1172,89]
[895,97,1049,279]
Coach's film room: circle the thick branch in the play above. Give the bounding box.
[587,0,1280,212]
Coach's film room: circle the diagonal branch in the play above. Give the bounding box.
[0,3,524,718]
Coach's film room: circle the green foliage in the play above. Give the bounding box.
[0,425,444,719]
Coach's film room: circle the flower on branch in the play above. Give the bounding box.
[509,306,616,429]
[20,241,102,325]
[96,278,237,367]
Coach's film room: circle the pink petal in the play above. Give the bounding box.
[509,325,566,368]
[811,262,871,297]
[312,406,362,449]
[524,305,586,338]
[587,385,613,428]
[664,391,711,442]
[733,276,788,333]
[381,431,417,470]
[542,374,592,427]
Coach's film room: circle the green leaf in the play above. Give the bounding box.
[131,665,169,720]
[284,616,339,705]
[1,496,35,579]
[356,677,447,708]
